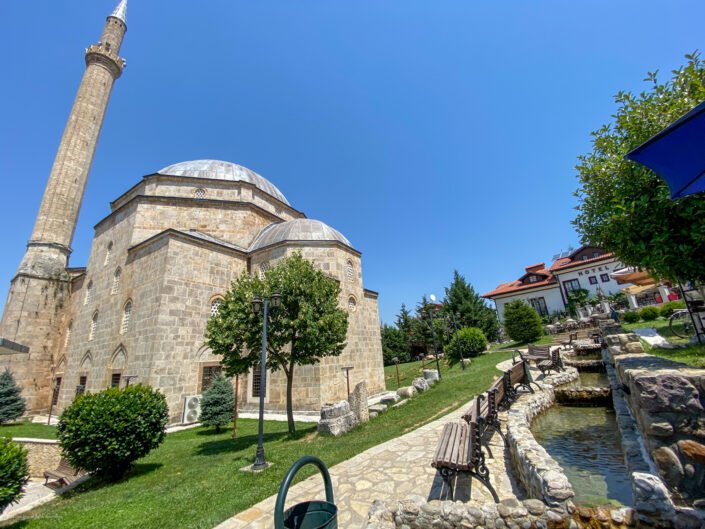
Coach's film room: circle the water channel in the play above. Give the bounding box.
[531,370,634,506]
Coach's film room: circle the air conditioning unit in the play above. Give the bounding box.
[182,395,202,424]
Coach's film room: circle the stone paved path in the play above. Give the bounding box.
[215,365,526,529]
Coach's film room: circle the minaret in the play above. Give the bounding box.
[0,1,128,412]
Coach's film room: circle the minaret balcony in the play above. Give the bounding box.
[85,44,126,79]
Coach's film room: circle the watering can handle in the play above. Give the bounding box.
[274,455,335,529]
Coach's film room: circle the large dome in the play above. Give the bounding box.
[158,159,290,205]
[250,219,352,251]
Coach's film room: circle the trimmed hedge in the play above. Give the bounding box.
[503,301,543,343]
[659,300,686,318]
[58,384,169,481]
[623,311,641,323]
[0,437,28,514]
[640,306,660,321]
[446,327,488,363]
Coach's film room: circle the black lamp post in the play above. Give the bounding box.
[422,306,442,380]
[251,293,281,471]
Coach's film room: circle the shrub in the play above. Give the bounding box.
[58,384,169,481]
[640,306,660,321]
[659,300,686,318]
[0,369,26,425]
[446,327,488,363]
[622,311,641,323]
[0,437,28,514]
[200,376,234,433]
[503,300,543,344]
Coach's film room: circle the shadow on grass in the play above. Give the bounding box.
[2,520,31,529]
[194,427,315,456]
[55,463,164,500]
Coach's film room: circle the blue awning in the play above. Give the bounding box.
[625,100,705,199]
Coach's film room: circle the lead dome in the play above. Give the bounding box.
[158,159,290,206]
[250,219,352,252]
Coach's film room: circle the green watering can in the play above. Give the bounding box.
[274,456,337,529]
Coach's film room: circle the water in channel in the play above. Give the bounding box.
[532,374,633,506]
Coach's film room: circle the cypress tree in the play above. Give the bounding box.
[199,375,234,433]
[0,369,26,425]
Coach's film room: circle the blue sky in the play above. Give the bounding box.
[1,1,703,325]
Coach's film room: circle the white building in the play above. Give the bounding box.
[482,246,623,322]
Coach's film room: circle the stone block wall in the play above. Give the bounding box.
[13,438,61,478]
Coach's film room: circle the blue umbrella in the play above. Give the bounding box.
[626,100,705,199]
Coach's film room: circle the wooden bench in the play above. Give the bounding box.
[460,381,508,456]
[431,420,499,502]
[44,458,83,489]
[503,360,540,401]
[561,331,578,350]
[520,344,563,377]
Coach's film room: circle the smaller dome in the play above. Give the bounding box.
[250,219,352,252]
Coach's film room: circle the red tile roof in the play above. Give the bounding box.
[482,266,556,298]
[549,252,614,271]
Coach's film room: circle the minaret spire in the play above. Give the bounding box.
[111,0,128,25]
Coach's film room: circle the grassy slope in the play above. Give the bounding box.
[489,334,554,352]
[621,317,705,368]
[0,422,57,439]
[3,351,512,529]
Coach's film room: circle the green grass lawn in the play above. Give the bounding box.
[3,351,512,529]
[0,422,57,439]
[488,334,554,352]
[621,317,705,368]
[621,317,692,345]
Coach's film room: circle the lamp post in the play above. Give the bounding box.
[250,293,281,471]
[422,303,442,381]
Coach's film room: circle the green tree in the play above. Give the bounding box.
[0,369,25,425]
[565,288,590,318]
[0,438,28,514]
[443,271,499,342]
[574,52,705,284]
[57,385,168,480]
[206,253,348,434]
[446,327,488,364]
[503,300,543,344]
[381,324,409,365]
[199,375,235,433]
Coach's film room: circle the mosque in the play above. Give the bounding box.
[0,1,385,423]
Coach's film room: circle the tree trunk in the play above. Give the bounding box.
[232,375,239,439]
[286,364,295,434]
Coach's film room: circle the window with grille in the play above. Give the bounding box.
[104,242,113,266]
[76,375,87,396]
[528,297,548,316]
[112,268,121,294]
[84,281,93,306]
[348,296,357,312]
[210,298,222,317]
[195,188,206,199]
[111,372,122,388]
[251,365,264,397]
[600,274,610,283]
[258,262,269,279]
[201,365,222,392]
[563,279,581,295]
[89,312,98,341]
[121,301,132,334]
[64,322,72,349]
[589,276,598,285]
[345,260,354,282]
[51,377,62,406]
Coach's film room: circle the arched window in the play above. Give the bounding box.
[104,241,113,266]
[84,281,93,306]
[258,262,269,280]
[348,295,357,312]
[195,188,206,200]
[121,301,132,334]
[345,260,354,282]
[64,321,72,349]
[210,298,223,317]
[112,267,122,294]
[89,311,98,341]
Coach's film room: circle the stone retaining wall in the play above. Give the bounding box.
[506,368,578,507]
[555,386,611,406]
[13,438,61,478]
[365,494,637,529]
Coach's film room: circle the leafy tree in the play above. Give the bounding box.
[446,327,487,364]
[565,288,590,318]
[57,385,168,480]
[395,304,414,338]
[199,375,234,433]
[381,324,409,365]
[444,271,500,342]
[0,438,28,514]
[503,300,543,344]
[0,369,25,425]
[206,253,348,434]
[574,52,705,284]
